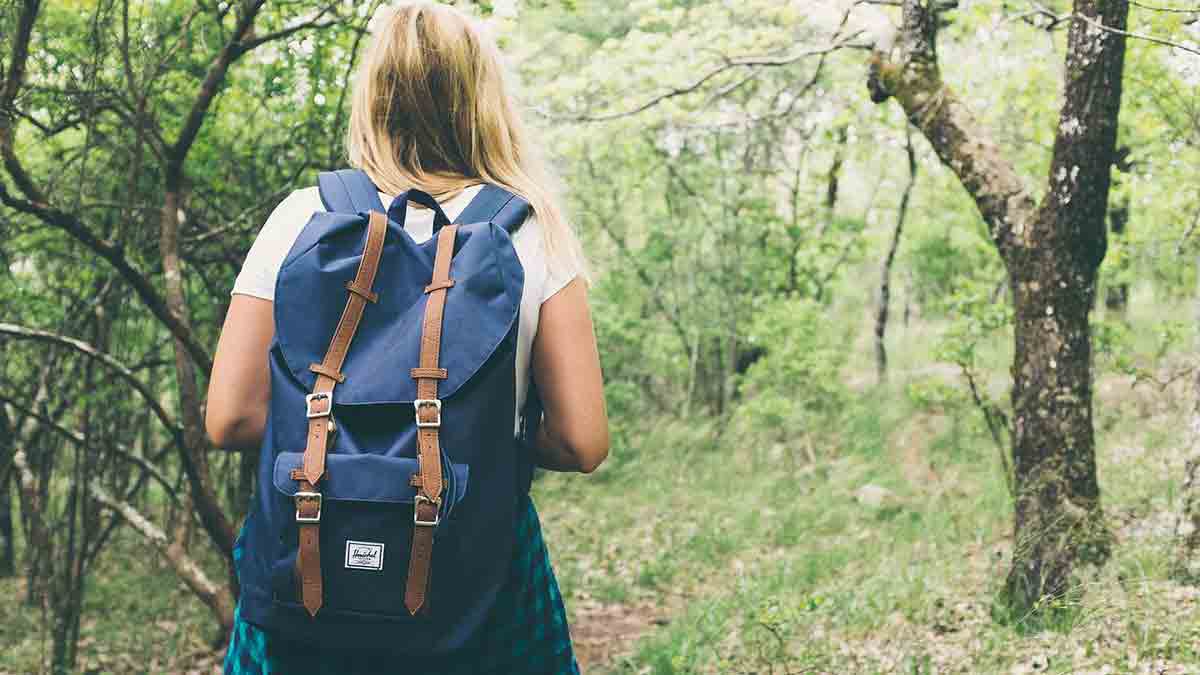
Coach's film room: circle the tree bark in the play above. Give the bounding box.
[867,0,1129,618]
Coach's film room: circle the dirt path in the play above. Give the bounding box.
[570,600,665,672]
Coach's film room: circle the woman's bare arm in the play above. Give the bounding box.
[206,295,274,450]
[530,278,609,473]
[208,280,609,471]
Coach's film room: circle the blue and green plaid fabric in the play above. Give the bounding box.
[223,495,579,675]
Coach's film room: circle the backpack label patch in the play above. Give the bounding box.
[344,540,384,571]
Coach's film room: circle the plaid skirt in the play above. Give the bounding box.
[223,494,579,675]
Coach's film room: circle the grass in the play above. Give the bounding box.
[3,284,1200,673]
[0,533,225,674]
[534,286,1200,673]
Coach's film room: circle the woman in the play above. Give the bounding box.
[205,3,608,673]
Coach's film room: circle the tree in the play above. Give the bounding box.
[0,0,368,666]
[866,0,1130,617]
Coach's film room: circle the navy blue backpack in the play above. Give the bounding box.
[236,169,537,652]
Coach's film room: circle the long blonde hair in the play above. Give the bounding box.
[348,1,583,270]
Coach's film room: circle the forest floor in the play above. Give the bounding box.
[530,371,1200,674]
[4,304,1200,673]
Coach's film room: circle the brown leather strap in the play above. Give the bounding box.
[424,278,455,293]
[296,210,389,617]
[345,280,379,303]
[300,211,389,485]
[409,367,448,380]
[405,224,458,616]
[308,363,346,382]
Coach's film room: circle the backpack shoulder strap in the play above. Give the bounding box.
[317,169,386,214]
[454,184,531,234]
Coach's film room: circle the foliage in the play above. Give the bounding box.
[1,0,1198,671]
[731,296,851,454]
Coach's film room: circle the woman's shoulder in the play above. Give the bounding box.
[509,212,583,303]
[229,187,324,300]
[273,186,324,217]
[254,187,326,255]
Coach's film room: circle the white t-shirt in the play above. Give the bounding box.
[232,184,580,427]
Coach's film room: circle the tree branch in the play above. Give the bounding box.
[235,2,345,53]
[561,33,868,122]
[0,323,186,449]
[1036,0,1130,270]
[0,395,176,497]
[1071,6,1200,56]
[0,0,39,115]
[0,184,214,373]
[866,0,1036,258]
[167,0,267,173]
[1130,0,1200,12]
[875,124,917,383]
[0,0,212,372]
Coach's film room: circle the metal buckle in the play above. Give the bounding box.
[413,399,442,428]
[413,494,441,527]
[294,491,322,523]
[306,392,332,419]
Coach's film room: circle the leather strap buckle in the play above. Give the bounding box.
[295,491,322,523]
[306,392,332,419]
[413,494,441,527]
[414,399,442,428]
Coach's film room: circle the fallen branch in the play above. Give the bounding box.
[91,483,234,633]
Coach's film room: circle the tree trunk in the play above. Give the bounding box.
[1005,243,1111,612]
[0,476,13,577]
[13,446,48,606]
[1103,196,1129,312]
[1173,250,1200,580]
[866,0,1129,619]
[1003,0,1128,615]
[161,181,240,611]
[875,125,917,384]
[0,406,15,577]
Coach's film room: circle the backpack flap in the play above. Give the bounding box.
[273,214,524,406]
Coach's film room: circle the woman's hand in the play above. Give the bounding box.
[530,278,610,473]
[205,295,274,450]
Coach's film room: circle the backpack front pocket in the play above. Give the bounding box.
[267,451,468,618]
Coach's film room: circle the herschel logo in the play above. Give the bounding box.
[344,540,384,571]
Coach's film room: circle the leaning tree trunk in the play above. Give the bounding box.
[866,0,1129,618]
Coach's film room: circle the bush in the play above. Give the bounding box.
[732,297,850,452]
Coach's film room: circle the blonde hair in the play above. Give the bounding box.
[348,1,584,271]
